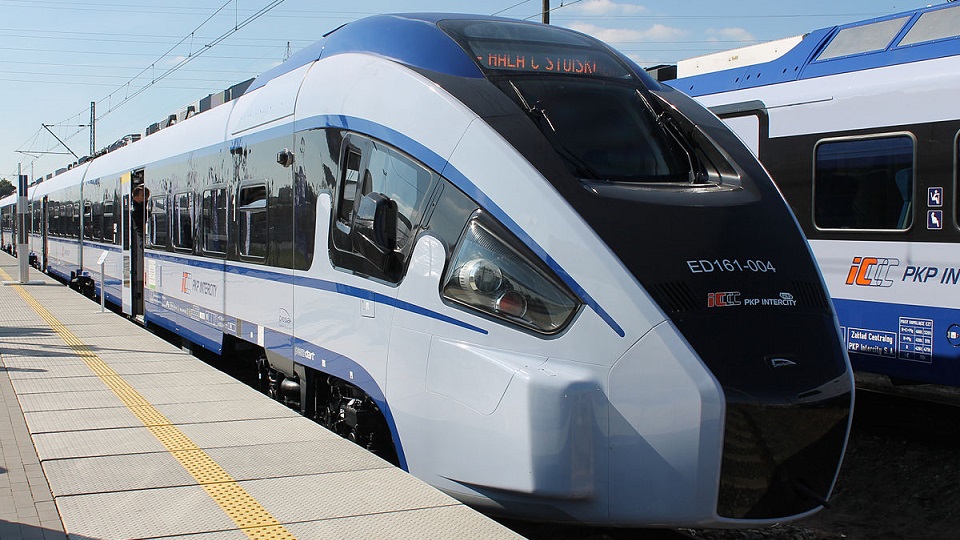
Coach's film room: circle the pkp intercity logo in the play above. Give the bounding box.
[180,271,218,296]
[707,291,741,308]
[845,257,899,287]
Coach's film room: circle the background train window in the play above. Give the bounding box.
[899,4,960,47]
[149,195,168,247]
[201,187,227,255]
[816,17,909,61]
[814,135,914,230]
[237,184,267,260]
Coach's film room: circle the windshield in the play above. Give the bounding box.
[501,78,694,183]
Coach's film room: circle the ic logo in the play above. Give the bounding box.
[181,272,191,294]
[707,291,741,308]
[845,257,899,287]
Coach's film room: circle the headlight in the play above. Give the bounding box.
[442,216,580,334]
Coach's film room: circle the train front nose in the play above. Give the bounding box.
[685,309,853,521]
[607,308,852,525]
[718,384,851,519]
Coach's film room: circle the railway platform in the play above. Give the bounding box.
[0,251,521,540]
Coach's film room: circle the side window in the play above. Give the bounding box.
[814,135,914,230]
[338,149,362,226]
[59,203,67,237]
[32,204,42,235]
[201,187,228,255]
[330,134,437,282]
[103,198,116,244]
[364,143,435,252]
[55,203,63,237]
[173,192,194,250]
[332,147,362,255]
[83,202,93,240]
[91,202,103,241]
[71,202,80,238]
[956,133,960,229]
[953,133,960,227]
[48,203,58,237]
[149,195,168,247]
[237,184,267,260]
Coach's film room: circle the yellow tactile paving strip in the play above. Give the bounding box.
[0,268,296,540]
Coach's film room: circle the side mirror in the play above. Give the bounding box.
[354,192,398,271]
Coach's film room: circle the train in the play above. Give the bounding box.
[665,1,960,388]
[0,193,15,254]
[1,13,853,527]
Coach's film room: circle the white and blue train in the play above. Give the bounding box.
[2,14,852,527]
[667,2,960,389]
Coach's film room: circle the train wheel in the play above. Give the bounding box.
[310,373,399,466]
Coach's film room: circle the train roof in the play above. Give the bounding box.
[248,14,498,93]
[668,1,960,96]
[30,164,87,200]
[247,13,638,93]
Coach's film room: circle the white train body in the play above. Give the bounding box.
[4,14,853,527]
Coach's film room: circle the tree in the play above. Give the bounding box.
[0,178,14,198]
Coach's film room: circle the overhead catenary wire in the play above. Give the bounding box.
[13,0,288,177]
[96,0,286,121]
[522,0,587,21]
[492,0,534,17]
[6,0,916,179]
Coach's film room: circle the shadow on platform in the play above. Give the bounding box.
[0,518,89,540]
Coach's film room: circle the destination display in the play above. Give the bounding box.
[475,50,627,77]
[440,19,634,78]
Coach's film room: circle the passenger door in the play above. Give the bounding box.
[121,172,133,315]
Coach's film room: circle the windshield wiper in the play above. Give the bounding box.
[507,81,604,180]
[636,90,704,184]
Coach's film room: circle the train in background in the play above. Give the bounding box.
[1,13,853,527]
[664,1,960,388]
[0,193,15,254]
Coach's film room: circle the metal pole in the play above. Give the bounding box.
[90,101,96,157]
[100,259,106,312]
[16,164,29,283]
[542,0,550,24]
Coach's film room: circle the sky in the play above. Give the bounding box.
[0,0,940,182]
